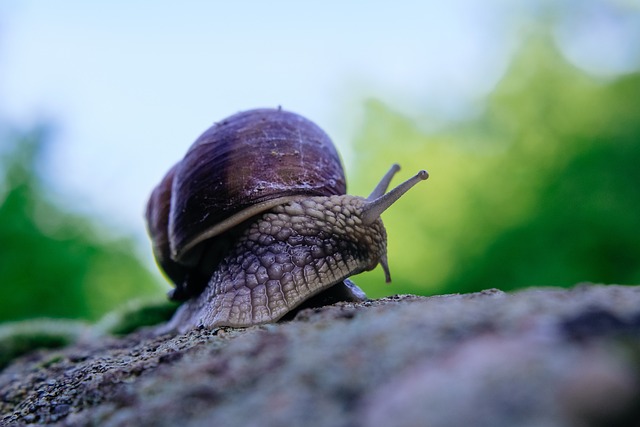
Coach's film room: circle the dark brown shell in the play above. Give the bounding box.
[145,164,187,286]
[146,108,346,291]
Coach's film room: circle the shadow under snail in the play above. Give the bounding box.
[146,108,428,333]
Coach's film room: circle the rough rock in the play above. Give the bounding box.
[1,284,640,427]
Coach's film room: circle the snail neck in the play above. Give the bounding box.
[165,195,389,331]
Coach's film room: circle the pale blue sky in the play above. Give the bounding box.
[1,1,638,263]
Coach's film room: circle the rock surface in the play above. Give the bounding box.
[2,284,640,427]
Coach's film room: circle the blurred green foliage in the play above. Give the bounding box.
[350,34,640,297]
[0,127,163,322]
[1,30,639,324]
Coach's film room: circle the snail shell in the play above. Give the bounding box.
[147,108,346,300]
[171,108,346,260]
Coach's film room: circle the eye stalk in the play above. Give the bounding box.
[362,165,429,226]
[359,164,429,284]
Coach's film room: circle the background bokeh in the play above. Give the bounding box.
[1,1,639,322]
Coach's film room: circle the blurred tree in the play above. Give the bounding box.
[0,126,163,322]
[349,33,640,296]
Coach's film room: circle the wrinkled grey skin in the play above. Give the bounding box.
[165,195,387,333]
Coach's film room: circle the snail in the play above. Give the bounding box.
[146,108,428,332]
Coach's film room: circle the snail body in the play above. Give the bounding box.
[146,108,428,332]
